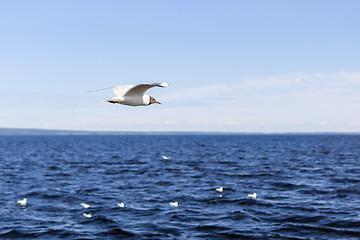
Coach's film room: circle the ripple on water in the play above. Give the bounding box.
[0,135,360,239]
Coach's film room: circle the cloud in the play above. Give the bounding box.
[348,122,360,126]
[223,121,244,126]
[163,71,360,104]
[222,121,267,127]
[241,72,360,90]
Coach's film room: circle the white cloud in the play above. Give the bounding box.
[223,121,244,126]
[348,122,360,126]
[163,71,360,104]
[222,121,268,127]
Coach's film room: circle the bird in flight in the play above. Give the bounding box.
[87,82,168,106]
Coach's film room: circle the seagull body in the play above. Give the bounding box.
[216,187,223,193]
[89,82,168,106]
[170,201,178,207]
[80,203,90,208]
[162,155,171,160]
[17,198,27,206]
[117,202,125,208]
[83,213,92,218]
[248,193,257,199]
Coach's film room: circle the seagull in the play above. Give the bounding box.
[87,82,168,106]
[248,192,257,199]
[80,203,90,208]
[216,187,223,193]
[170,201,178,207]
[117,202,125,208]
[83,212,92,218]
[17,198,27,207]
[161,155,171,160]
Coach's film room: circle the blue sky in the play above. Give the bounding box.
[1,0,359,132]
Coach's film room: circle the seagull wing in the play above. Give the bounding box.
[113,85,134,97]
[124,82,168,97]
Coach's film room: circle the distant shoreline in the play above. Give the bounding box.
[0,128,359,136]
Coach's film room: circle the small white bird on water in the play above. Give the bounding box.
[87,82,168,106]
[117,202,125,208]
[248,192,257,199]
[161,155,171,160]
[216,187,223,193]
[83,212,92,218]
[80,203,90,208]
[17,198,27,207]
[170,201,178,207]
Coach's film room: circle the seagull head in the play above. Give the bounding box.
[149,96,161,105]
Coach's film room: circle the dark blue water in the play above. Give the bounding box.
[0,135,360,239]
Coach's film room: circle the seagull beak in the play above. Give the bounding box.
[155,101,161,104]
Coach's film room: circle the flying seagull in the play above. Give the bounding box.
[87,82,168,106]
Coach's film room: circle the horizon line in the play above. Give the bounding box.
[0,127,359,135]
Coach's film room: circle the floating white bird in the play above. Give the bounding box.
[80,203,90,208]
[248,192,257,199]
[216,187,223,193]
[17,198,27,206]
[161,155,171,160]
[88,82,168,106]
[117,202,125,208]
[83,212,92,218]
[170,201,178,207]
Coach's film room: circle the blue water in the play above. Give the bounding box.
[0,135,360,239]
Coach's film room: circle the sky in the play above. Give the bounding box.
[1,0,359,132]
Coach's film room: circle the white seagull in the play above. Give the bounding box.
[88,82,168,106]
[83,212,92,218]
[17,198,27,207]
[117,202,125,208]
[161,155,171,160]
[248,192,257,199]
[216,187,223,193]
[170,201,178,207]
[80,203,90,209]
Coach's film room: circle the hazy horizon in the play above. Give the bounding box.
[1,127,360,135]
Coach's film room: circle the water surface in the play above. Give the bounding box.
[0,135,359,239]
